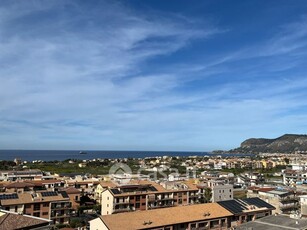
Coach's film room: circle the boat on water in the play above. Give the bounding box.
[79,151,88,154]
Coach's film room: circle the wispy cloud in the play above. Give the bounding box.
[1,1,307,151]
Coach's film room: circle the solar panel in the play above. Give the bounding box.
[0,194,18,200]
[244,197,275,209]
[148,186,158,191]
[41,191,58,197]
[218,199,245,214]
[110,189,121,194]
[58,191,69,198]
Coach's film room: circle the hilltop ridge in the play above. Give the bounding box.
[229,134,307,154]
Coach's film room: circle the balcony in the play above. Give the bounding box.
[51,212,71,219]
[51,204,72,210]
[279,196,298,202]
[148,203,174,209]
[280,203,299,210]
[158,197,175,201]
[189,194,199,198]
[114,199,130,205]
[113,207,134,214]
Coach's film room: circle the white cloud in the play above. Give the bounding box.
[1,2,307,151]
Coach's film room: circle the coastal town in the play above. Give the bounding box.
[1,152,307,229]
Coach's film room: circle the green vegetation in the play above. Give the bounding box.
[220,168,246,175]
[0,161,16,170]
[234,190,247,199]
[26,160,112,175]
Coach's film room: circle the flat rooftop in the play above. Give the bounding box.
[236,215,307,230]
[266,190,290,195]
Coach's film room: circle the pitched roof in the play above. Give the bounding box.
[61,187,81,194]
[0,211,51,230]
[98,181,117,188]
[101,203,233,230]
[0,191,70,205]
[5,182,35,189]
[248,186,275,192]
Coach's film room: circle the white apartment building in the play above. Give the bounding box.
[211,184,233,202]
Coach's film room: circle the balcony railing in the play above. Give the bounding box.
[280,203,299,209]
[148,204,174,209]
[114,200,130,205]
[113,207,134,213]
[51,204,72,210]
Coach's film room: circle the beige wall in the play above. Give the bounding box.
[90,217,109,230]
[101,190,114,215]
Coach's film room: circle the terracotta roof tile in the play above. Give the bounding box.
[101,203,233,230]
[0,212,51,230]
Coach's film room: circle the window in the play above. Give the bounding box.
[199,222,207,227]
[107,204,109,207]
[130,196,134,200]
[25,204,31,209]
[107,196,109,200]
[34,204,40,211]
[33,212,40,217]
[142,195,146,199]
[210,220,219,227]
[136,203,140,208]
[42,212,48,216]
[43,203,49,207]
[136,196,140,201]
[142,203,145,206]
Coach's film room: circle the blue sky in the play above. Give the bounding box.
[1,0,307,151]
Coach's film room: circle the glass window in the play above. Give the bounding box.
[34,204,40,211]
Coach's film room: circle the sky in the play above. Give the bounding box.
[1,0,307,151]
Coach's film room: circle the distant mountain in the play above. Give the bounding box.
[230,134,307,154]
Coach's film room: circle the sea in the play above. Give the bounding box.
[0,150,251,162]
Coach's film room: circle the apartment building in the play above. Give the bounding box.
[59,187,81,210]
[211,184,233,202]
[218,197,275,227]
[66,180,99,194]
[94,181,117,204]
[0,191,72,224]
[100,180,199,215]
[4,181,36,193]
[237,172,265,186]
[283,169,307,186]
[0,170,43,181]
[248,189,299,214]
[91,203,233,230]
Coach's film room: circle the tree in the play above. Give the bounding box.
[204,188,212,203]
